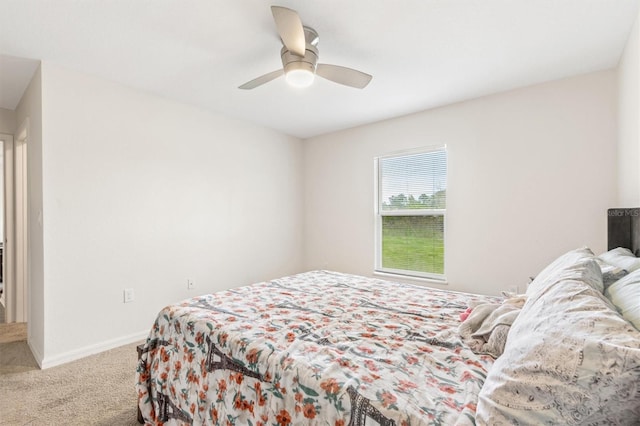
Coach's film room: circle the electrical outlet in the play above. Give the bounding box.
[123,288,135,303]
[187,279,194,290]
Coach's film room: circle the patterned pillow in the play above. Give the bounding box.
[477,258,640,425]
[526,247,602,295]
[605,269,640,331]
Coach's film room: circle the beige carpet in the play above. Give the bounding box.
[0,340,143,425]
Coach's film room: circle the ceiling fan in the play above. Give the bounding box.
[239,6,372,90]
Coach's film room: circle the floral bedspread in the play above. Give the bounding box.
[136,270,499,425]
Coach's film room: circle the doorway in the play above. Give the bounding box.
[0,125,28,324]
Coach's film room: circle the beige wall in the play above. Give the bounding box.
[618,8,640,206]
[303,71,618,296]
[34,63,304,367]
[0,108,15,133]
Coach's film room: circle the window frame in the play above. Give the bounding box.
[374,145,447,281]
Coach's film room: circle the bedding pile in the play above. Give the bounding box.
[136,270,499,425]
[476,247,640,425]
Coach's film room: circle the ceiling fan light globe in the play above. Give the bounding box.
[286,68,315,87]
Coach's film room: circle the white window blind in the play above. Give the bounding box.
[376,147,447,279]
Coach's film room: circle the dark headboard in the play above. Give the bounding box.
[608,208,640,256]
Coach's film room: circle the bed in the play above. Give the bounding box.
[136,209,640,425]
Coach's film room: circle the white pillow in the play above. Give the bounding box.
[477,258,640,425]
[606,269,640,331]
[598,247,640,272]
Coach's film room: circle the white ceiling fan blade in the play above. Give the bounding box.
[316,64,372,89]
[238,69,284,90]
[271,6,306,57]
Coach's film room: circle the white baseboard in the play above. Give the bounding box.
[39,330,148,369]
[28,339,44,369]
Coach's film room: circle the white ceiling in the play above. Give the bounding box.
[0,0,638,139]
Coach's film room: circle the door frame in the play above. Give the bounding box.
[0,132,13,321]
[14,120,28,323]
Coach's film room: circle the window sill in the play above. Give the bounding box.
[373,270,448,286]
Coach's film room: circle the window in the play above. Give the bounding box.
[375,146,447,280]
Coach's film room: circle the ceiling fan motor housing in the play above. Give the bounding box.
[280,25,320,74]
[281,44,318,74]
